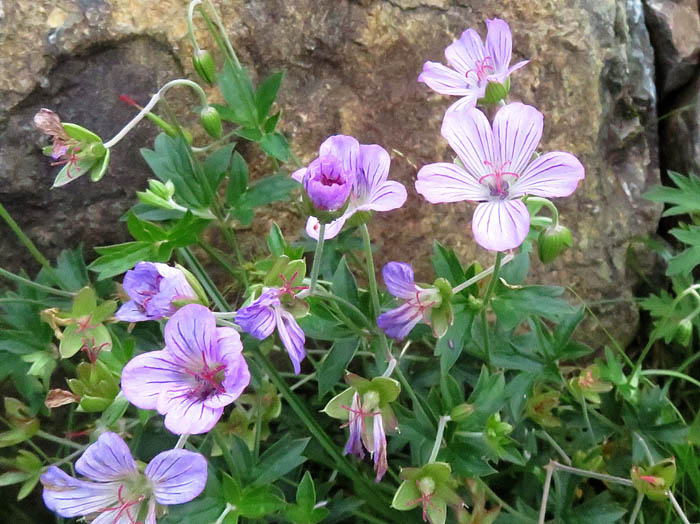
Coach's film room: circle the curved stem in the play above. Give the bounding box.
[627,492,644,524]
[537,462,554,524]
[104,79,208,149]
[309,224,326,294]
[452,253,514,294]
[525,196,560,226]
[667,491,691,524]
[187,0,203,51]
[428,415,451,463]
[640,369,700,389]
[35,430,85,450]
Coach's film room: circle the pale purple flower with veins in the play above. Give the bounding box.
[41,431,207,524]
[292,135,407,240]
[121,304,250,435]
[415,103,585,251]
[377,262,442,340]
[418,18,529,113]
[342,391,389,482]
[303,154,354,211]
[236,277,306,374]
[116,262,198,322]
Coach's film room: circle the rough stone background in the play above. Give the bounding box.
[1,0,698,345]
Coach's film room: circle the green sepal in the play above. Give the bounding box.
[52,157,97,188]
[176,264,209,306]
[72,287,97,317]
[477,77,510,106]
[193,49,216,85]
[322,387,354,420]
[391,479,422,511]
[345,210,373,228]
[89,146,110,182]
[631,458,677,502]
[200,106,223,139]
[78,395,114,413]
[91,300,117,324]
[537,224,573,263]
[62,122,102,143]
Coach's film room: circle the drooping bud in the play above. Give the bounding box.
[675,318,693,347]
[537,224,573,263]
[193,49,216,85]
[200,106,223,138]
[449,403,475,422]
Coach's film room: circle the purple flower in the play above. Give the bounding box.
[342,391,389,482]
[418,19,529,112]
[236,286,306,375]
[377,262,442,340]
[121,304,250,435]
[303,155,354,211]
[292,135,407,240]
[415,103,585,251]
[116,262,198,322]
[41,431,207,523]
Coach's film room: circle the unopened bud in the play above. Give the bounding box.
[450,403,475,422]
[675,318,693,347]
[148,179,175,200]
[478,77,510,105]
[193,49,217,85]
[538,224,573,263]
[200,106,223,138]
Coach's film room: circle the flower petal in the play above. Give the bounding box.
[445,94,479,115]
[493,103,543,176]
[162,394,224,435]
[122,262,159,303]
[291,167,306,183]
[507,59,530,76]
[512,151,585,198]
[75,432,138,481]
[164,304,216,369]
[382,262,416,299]
[41,466,118,518]
[319,135,360,175]
[358,144,390,194]
[441,107,496,181]
[418,61,471,95]
[359,180,407,213]
[148,271,196,318]
[416,162,487,203]
[445,28,486,75]
[305,214,349,241]
[377,303,423,340]
[485,18,513,76]
[115,300,149,322]
[276,308,306,375]
[121,350,186,411]
[145,449,208,505]
[472,199,530,251]
[236,292,278,340]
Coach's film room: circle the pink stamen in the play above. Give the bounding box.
[51,147,82,179]
[466,56,495,83]
[185,351,227,396]
[478,160,520,196]
[406,480,441,522]
[98,484,145,524]
[340,403,380,432]
[278,271,308,299]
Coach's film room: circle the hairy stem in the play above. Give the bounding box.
[309,224,326,294]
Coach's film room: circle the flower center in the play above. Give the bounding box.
[50,147,82,179]
[316,155,346,186]
[407,478,441,522]
[98,484,146,524]
[277,271,308,300]
[479,160,520,199]
[466,56,494,84]
[186,351,227,399]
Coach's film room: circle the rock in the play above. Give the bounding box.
[659,73,700,175]
[643,0,700,96]
[0,0,661,346]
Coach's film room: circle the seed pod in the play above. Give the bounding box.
[200,106,222,138]
[192,49,216,84]
[538,224,573,263]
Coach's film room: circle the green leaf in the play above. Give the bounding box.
[237,485,286,519]
[252,436,309,485]
[255,71,284,122]
[296,470,316,510]
[492,285,575,330]
[89,147,110,182]
[88,241,161,280]
[264,112,281,133]
[62,123,102,143]
[218,63,258,127]
[245,173,298,208]
[318,338,359,398]
[435,307,473,374]
[260,132,290,162]
[667,225,700,275]
[234,127,263,142]
[126,213,167,243]
[644,171,700,217]
[266,223,285,258]
[431,241,465,287]
[332,257,359,304]
[226,152,249,205]
[203,143,236,189]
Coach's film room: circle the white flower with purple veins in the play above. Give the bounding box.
[416,103,585,252]
[377,262,442,340]
[236,284,306,375]
[121,304,250,435]
[41,432,207,524]
[292,135,407,240]
[116,262,198,322]
[418,18,529,112]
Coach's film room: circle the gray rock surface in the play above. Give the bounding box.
[0,0,664,345]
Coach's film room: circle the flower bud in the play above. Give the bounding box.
[449,402,475,422]
[303,155,353,211]
[148,179,175,200]
[675,318,693,347]
[200,106,223,138]
[192,49,216,85]
[478,77,510,105]
[537,224,573,263]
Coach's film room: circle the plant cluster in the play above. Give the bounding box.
[0,2,698,523]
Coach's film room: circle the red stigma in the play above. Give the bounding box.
[186,351,227,398]
[479,160,520,196]
[119,95,143,110]
[278,271,308,299]
[406,480,441,522]
[98,484,145,524]
[466,56,495,83]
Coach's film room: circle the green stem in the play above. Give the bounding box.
[538,429,571,466]
[178,248,230,311]
[428,415,451,463]
[667,491,691,524]
[198,240,239,279]
[0,267,75,298]
[361,224,381,319]
[186,0,203,51]
[0,204,52,269]
[395,365,437,426]
[628,492,644,524]
[525,196,560,226]
[253,391,263,458]
[35,430,85,450]
[537,462,554,524]
[550,460,633,487]
[640,369,700,389]
[175,434,189,449]
[309,224,326,294]
[202,0,241,68]
[452,253,514,294]
[480,251,504,368]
